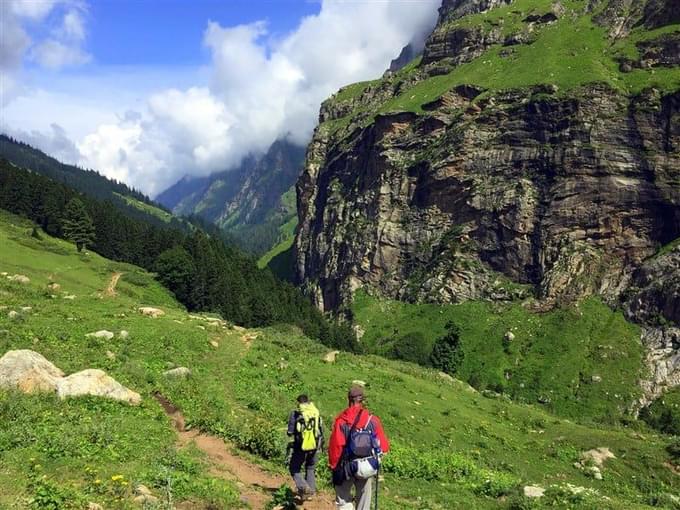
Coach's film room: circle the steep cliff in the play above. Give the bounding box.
[158,140,305,254]
[295,0,680,400]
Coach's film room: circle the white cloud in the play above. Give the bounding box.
[61,9,86,40]
[0,0,90,104]
[11,0,61,20]
[7,123,79,163]
[4,0,440,197]
[31,39,91,69]
[95,0,438,196]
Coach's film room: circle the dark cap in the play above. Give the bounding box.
[348,385,364,400]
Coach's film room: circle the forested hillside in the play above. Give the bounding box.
[0,159,356,350]
[0,135,179,230]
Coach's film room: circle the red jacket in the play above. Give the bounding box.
[328,404,390,470]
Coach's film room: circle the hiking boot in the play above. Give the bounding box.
[303,488,315,501]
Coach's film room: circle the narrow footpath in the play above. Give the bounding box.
[104,272,123,297]
[154,393,335,510]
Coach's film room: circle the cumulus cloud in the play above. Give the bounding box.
[76,0,439,196]
[0,0,90,104]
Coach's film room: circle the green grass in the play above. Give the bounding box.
[656,237,680,258]
[257,217,297,270]
[229,328,678,509]
[0,210,678,508]
[321,0,679,130]
[352,290,646,423]
[113,193,174,223]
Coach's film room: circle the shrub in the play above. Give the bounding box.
[430,323,463,374]
[640,391,680,435]
[388,332,431,365]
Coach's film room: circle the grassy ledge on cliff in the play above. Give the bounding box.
[318,0,679,136]
[0,210,678,508]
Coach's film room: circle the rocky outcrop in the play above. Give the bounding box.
[56,369,141,405]
[0,349,141,405]
[624,246,680,407]
[296,84,680,311]
[0,350,64,393]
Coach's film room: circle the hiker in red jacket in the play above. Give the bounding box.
[328,385,390,510]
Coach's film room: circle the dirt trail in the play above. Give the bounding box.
[104,272,123,297]
[154,393,334,510]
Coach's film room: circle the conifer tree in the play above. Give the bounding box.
[62,197,95,252]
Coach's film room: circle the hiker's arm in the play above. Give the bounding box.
[319,416,325,451]
[286,411,297,436]
[328,420,345,469]
[374,416,390,454]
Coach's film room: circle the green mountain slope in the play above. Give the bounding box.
[0,211,678,508]
[0,135,174,230]
[157,141,304,256]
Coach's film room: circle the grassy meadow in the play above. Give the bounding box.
[0,211,678,509]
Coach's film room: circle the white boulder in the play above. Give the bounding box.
[523,486,545,498]
[85,330,115,341]
[163,367,191,378]
[323,350,340,363]
[581,447,615,467]
[139,307,164,318]
[9,274,30,284]
[56,369,141,405]
[0,350,64,393]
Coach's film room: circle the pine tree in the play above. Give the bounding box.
[62,197,95,252]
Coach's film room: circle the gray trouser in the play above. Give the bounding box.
[289,449,319,493]
[335,476,373,510]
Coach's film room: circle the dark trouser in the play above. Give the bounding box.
[289,448,319,493]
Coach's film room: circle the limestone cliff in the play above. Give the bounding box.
[295,0,680,398]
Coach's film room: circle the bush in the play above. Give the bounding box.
[430,323,463,374]
[640,390,680,435]
[388,332,431,365]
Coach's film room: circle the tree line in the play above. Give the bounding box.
[0,159,357,351]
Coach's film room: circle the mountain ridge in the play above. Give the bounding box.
[157,140,305,255]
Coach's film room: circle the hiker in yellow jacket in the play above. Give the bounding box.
[287,394,323,501]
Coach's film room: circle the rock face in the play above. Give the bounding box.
[297,82,680,312]
[0,350,64,393]
[296,0,680,313]
[56,369,141,405]
[295,0,680,402]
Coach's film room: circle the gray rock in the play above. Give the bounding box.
[163,367,191,378]
[85,330,114,341]
[0,350,64,393]
[56,369,141,405]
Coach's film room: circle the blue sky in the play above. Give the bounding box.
[2,0,439,195]
[84,1,320,66]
